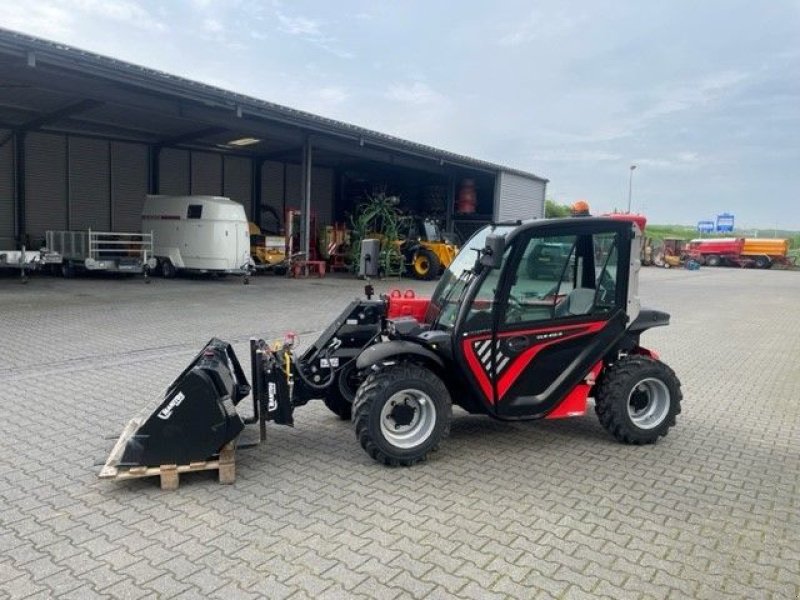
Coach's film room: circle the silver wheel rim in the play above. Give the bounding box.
[379,389,436,449]
[627,378,670,429]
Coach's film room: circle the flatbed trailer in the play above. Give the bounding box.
[0,246,61,282]
[45,230,157,278]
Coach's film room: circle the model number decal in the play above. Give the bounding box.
[157,392,186,420]
[268,382,278,412]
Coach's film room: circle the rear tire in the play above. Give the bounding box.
[594,356,682,444]
[705,254,721,267]
[753,255,771,269]
[410,248,441,280]
[353,362,451,466]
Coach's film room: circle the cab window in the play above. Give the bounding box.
[502,231,622,325]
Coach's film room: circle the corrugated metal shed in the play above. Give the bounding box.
[495,171,546,221]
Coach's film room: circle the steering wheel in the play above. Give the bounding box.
[505,292,525,322]
[596,271,615,306]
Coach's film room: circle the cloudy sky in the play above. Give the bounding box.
[5,0,800,229]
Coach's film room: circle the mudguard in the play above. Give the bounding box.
[356,340,444,370]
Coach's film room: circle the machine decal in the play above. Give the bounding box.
[157,391,185,420]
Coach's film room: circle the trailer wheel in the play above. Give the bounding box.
[595,356,682,445]
[410,248,441,280]
[353,362,451,466]
[705,254,721,267]
[161,259,176,279]
[61,263,75,278]
[323,363,359,420]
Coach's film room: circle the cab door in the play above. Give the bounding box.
[460,222,630,419]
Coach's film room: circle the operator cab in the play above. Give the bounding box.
[421,217,642,417]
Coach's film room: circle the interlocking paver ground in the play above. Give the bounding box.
[0,267,798,599]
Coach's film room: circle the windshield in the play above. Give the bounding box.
[426,224,515,328]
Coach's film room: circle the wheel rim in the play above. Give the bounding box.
[414,256,429,275]
[379,389,436,449]
[627,378,670,429]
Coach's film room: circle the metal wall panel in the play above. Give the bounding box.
[223,156,252,219]
[495,171,546,221]
[69,136,110,231]
[25,132,67,242]
[191,151,222,196]
[260,160,284,231]
[285,163,302,211]
[159,147,190,195]
[0,132,14,247]
[311,166,334,226]
[111,141,148,232]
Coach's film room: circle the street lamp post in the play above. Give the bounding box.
[627,164,637,213]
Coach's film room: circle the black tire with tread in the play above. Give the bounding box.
[161,259,177,279]
[323,363,359,420]
[594,355,682,444]
[705,254,721,267]
[411,248,441,280]
[353,362,451,466]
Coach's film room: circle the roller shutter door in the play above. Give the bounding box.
[311,167,334,226]
[69,137,110,231]
[111,141,148,232]
[191,151,222,196]
[159,148,190,195]
[260,160,284,232]
[0,132,13,246]
[495,171,546,221]
[284,163,302,211]
[223,156,252,219]
[25,132,67,243]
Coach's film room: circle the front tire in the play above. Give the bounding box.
[410,248,441,280]
[595,356,682,444]
[705,254,721,267]
[353,362,451,466]
[323,362,359,420]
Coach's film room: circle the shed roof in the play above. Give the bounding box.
[0,27,547,182]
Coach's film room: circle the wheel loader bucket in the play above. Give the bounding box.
[102,338,251,471]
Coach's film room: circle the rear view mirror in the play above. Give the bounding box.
[481,234,505,269]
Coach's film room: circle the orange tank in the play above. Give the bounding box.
[741,238,789,258]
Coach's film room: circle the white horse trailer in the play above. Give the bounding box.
[142,195,252,282]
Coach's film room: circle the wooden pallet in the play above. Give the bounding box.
[98,419,237,490]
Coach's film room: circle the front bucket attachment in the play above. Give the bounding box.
[101,338,251,473]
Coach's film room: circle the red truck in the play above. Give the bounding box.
[687,238,795,268]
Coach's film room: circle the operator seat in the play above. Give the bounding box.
[554,288,596,317]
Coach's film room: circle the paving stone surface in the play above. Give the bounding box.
[0,267,798,599]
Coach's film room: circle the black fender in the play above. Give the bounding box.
[356,340,444,370]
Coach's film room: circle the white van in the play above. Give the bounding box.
[142,195,252,279]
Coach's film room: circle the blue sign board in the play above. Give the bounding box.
[716,213,735,233]
[697,221,715,233]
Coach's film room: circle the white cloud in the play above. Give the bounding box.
[499,8,583,47]
[639,70,749,122]
[272,7,353,59]
[531,149,622,163]
[203,18,224,34]
[385,82,448,107]
[277,13,322,37]
[71,0,166,32]
[3,3,74,38]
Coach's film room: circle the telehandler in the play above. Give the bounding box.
[101,216,681,478]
